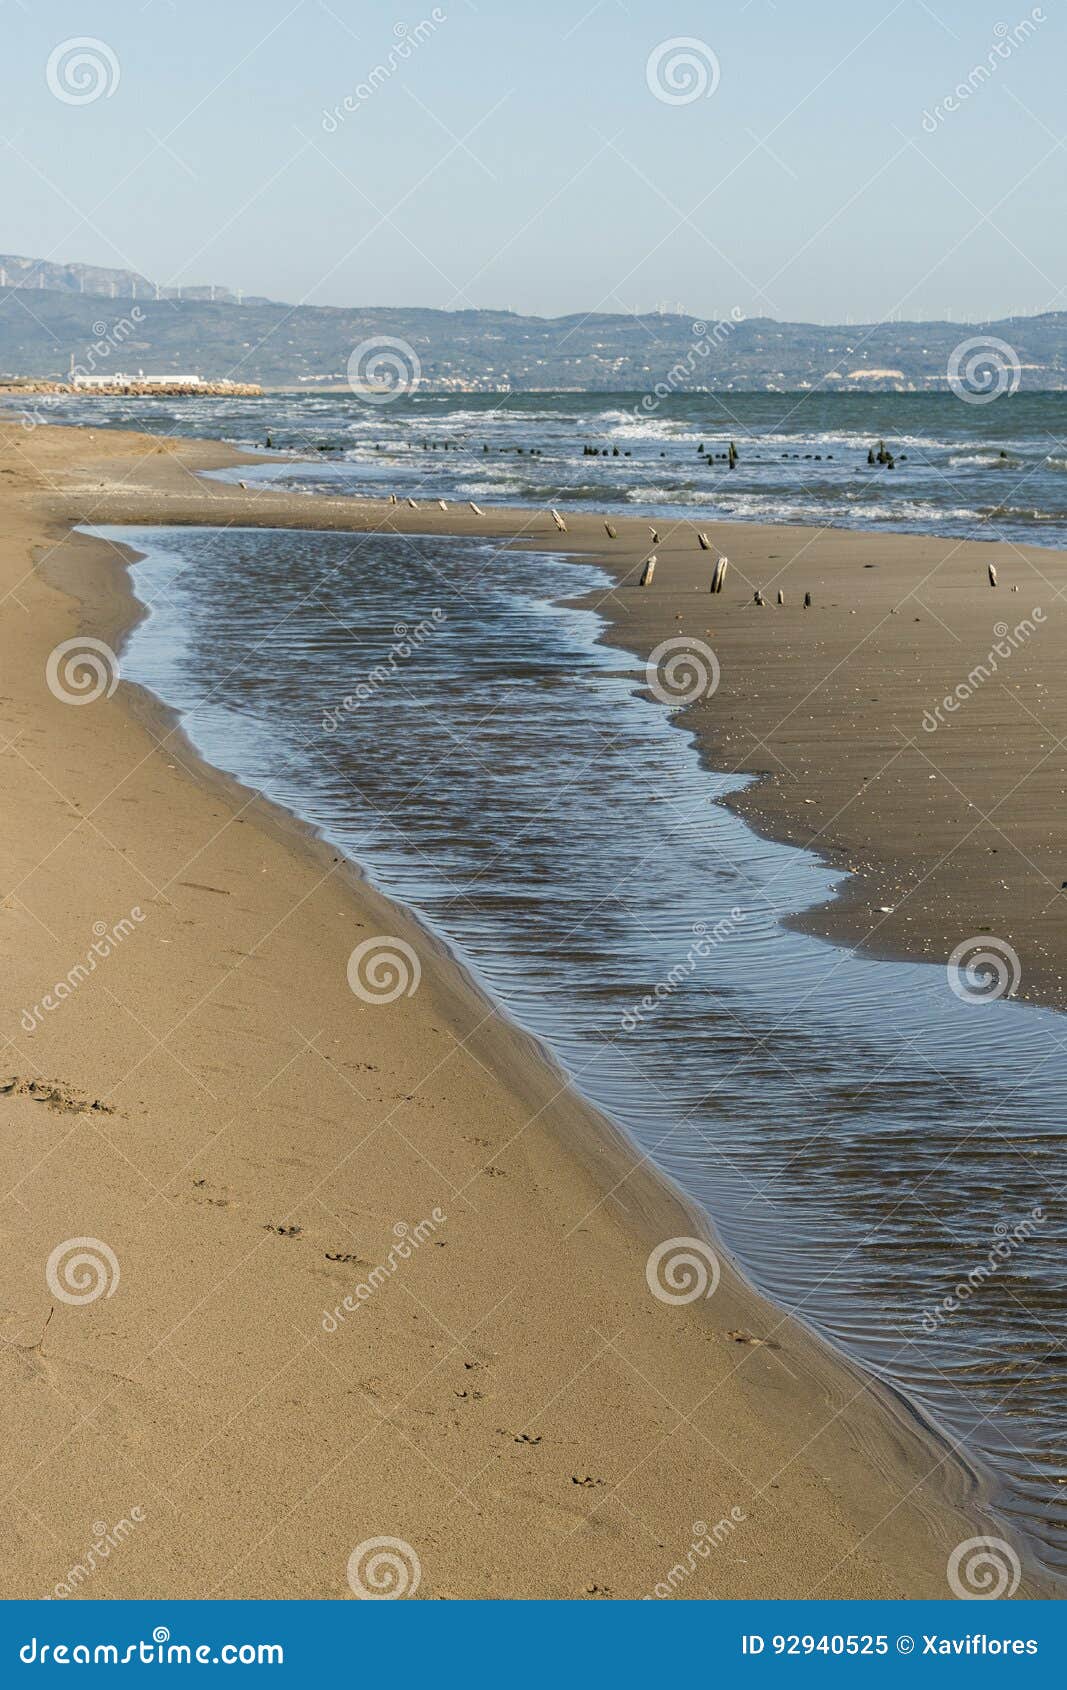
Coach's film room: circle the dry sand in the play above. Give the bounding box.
[0,419,1040,1599]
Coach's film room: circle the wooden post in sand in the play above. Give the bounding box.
[437,499,448,511]
[551,508,568,533]
[389,493,398,505]
[407,498,418,509]
[754,590,766,607]
[604,523,618,539]
[804,591,812,608]
[649,527,659,544]
[469,501,484,515]
[988,563,998,587]
[640,555,657,586]
[777,589,785,605]
[698,532,712,551]
[710,558,729,594]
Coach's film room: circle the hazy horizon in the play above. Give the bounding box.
[3,0,1062,326]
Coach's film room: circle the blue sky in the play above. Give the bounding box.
[3,0,1063,322]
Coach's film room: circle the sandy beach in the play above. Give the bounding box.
[0,418,1043,1599]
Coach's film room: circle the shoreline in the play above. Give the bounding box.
[43,427,1067,1016]
[0,419,1045,1597]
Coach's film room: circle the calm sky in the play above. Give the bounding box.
[3,0,1063,323]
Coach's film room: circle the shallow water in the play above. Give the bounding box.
[96,520,1067,1576]
[19,387,1067,548]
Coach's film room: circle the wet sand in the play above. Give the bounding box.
[0,419,1037,1598]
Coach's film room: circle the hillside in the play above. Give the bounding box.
[2,257,1065,391]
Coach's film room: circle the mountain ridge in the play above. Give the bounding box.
[2,254,1064,391]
